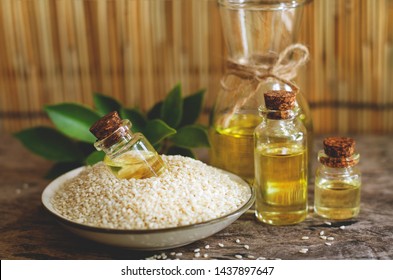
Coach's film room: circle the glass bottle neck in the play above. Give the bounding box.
[94,120,138,158]
[219,0,309,62]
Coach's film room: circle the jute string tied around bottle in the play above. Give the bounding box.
[220,43,310,126]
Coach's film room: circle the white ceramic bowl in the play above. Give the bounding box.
[42,166,255,250]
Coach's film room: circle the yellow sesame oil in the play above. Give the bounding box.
[254,143,307,225]
[209,114,262,183]
[104,150,165,180]
[314,181,360,220]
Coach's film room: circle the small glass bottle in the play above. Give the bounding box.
[89,111,166,179]
[314,137,361,220]
[254,90,308,225]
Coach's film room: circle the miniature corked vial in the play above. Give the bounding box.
[314,136,361,220]
[254,89,308,225]
[89,111,166,180]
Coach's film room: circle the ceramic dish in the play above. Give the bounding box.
[42,166,255,250]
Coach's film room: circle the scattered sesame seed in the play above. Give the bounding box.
[325,242,332,246]
[175,252,183,257]
[244,245,250,250]
[22,183,29,189]
[156,255,162,259]
[236,239,241,244]
[205,245,210,249]
[16,189,21,194]
[218,243,224,248]
[324,221,332,226]
[175,258,180,260]
[299,248,309,254]
[301,236,309,240]
[194,248,200,253]
[247,255,256,259]
[256,257,266,260]
[203,253,208,258]
[320,236,327,240]
[275,258,282,260]
[170,252,176,256]
[327,237,335,241]
[320,230,325,236]
[194,252,201,258]
[235,254,243,259]
[340,225,346,230]
[162,255,167,260]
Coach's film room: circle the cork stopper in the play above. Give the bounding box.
[90,111,122,140]
[264,90,296,111]
[319,137,358,168]
[323,137,355,158]
[263,90,296,119]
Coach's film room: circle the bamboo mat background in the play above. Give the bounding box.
[0,0,392,134]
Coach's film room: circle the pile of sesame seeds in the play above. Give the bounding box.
[51,155,251,230]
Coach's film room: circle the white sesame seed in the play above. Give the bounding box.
[299,248,309,254]
[325,242,332,246]
[194,252,201,258]
[203,253,208,258]
[301,236,309,240]
[175,252,183,257]
[324,221,332,226]
[244,245,250,250]
[156,255,162,259]
[205,245,210,249]
[247,255,256,259]
[327,237,335,241]
[256,257,266,260]
[320,230,325,236]
[275,258,282,260]
[218,243,224,248]
[320,236,327,240]
[16,189,21,194]
[194,248,200,253]
[235,254,243,259]
[236,239,241,244]
[162,255,167,260]
[340,225,346,230]
[170,252,176,256]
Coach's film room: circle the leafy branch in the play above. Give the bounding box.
[14,84,210,178]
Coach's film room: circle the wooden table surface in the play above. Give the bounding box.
[1,134,392,260]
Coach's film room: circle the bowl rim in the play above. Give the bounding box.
[42,166,255,235]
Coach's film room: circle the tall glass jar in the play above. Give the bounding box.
[209,0,313,183]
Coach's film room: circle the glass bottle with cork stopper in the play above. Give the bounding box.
[254,90,308,225]
[314,137,361,220]
[89,111,166,179]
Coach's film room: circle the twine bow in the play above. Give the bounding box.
[220,43,310,126]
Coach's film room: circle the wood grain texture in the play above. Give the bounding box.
[0,134,392,260]
[0,0,393,134]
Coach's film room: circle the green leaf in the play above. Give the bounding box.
[167,146,195,158]
[170,125,210,148]
[120,108,147,133]
[45,161,82,179]
[45,103,101,143]
[143,119,176,146]
[14,126,84,162]
[180,89,205,126]
[160,84,183,128]
[93,93,121,116]
[147,101,163,120]
[85,151,105,165]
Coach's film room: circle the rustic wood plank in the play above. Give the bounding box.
[0,134,392,260]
